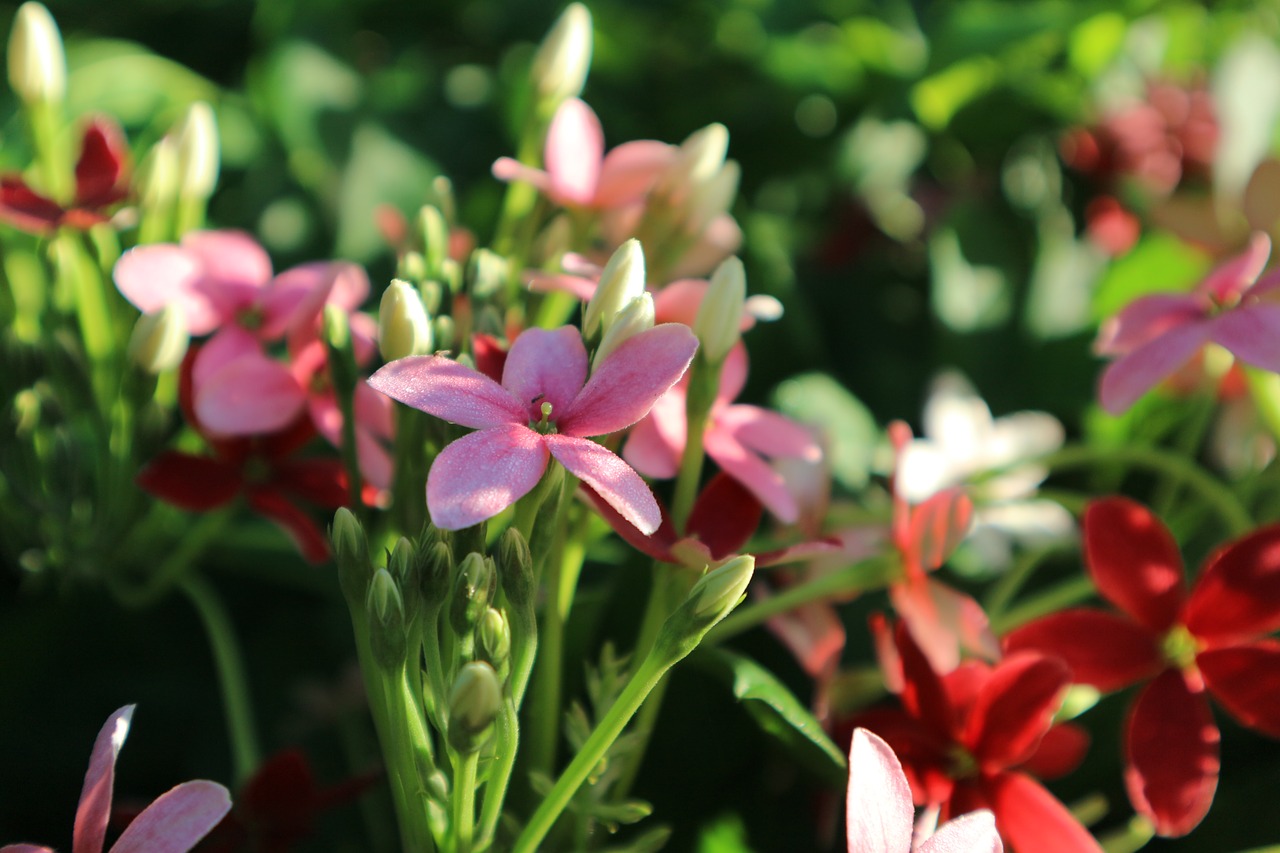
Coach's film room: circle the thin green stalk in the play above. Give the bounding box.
[110,509,234,607]
[983,544,1066,624]
[991,575,1097,634]
[177,573,261,785]
[452,750,480,853]
[28,99,69,200]
[476,699,519,851]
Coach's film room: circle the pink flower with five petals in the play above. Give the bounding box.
[369,324,698,532]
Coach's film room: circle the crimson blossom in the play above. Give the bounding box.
[0,117,129,233]
[1006,497,1280,836]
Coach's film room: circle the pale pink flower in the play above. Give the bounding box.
[847,728,1002,853]
[624,345,821,523]
[368,324,698,532]
[1096,232,1280,413]
[1,706,231,853]
[492,98,673,210]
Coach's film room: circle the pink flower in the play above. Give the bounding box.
[492,98,673,210]
[114,230,368,435]
[847,728,1002,853]
[624,345,821,523]
[368,324,698,532]
[1,705,231,853]
[1096,232,1280,414]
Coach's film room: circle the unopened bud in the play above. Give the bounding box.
[416,540,454,608]
[693,256,746,363]
[678,123,729,187]
[137,135,180,211]
[478,607,511,667]
[174,102,219,200]
[685,160,739,234]
[496,527,535,609]
[379,279,433,361]
[467,248,509,299]
[689,555,754,621]
[366,568,407,668]
[593,293,654,368]
[127,305,189,375]
[447,661,502,752]
[367,567,405,626]
[7,2,64,105]
[432,314,455,353]
[449,552,495,638]
[582,239,645,339]
[399,250,428,283]
[531,3,592,105]
[322,303,350,351]
[419,205,449,279]
[332,507,372,602]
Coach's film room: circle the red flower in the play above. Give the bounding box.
[136,349,351,563]
[0,117,129,233]
[1005,497,1280,836]
[859,624,1100,853]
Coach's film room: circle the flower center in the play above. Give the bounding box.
[531,400,557,435]
[1160,623,1200,671]
[243,455,272,485]
[946,745,978,780]
[237,305,264,331]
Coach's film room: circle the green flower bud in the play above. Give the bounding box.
[332,508,372,603]
[689,555,754,621]
[495,527,534,610]
[127,305,189,375]
[174,102,219,201]
[447,661,502,753]
[449,552,494,639]
[467,248,509,300]
[432,314,456,354]
[137,134,180,211]
[366,568,407,669]
[398,250,428,283]
[7,2,64,105]
[693,256,745,364]
[477,607,511,668]
[593,293,654,368]
[582,239,645,339]
[531,3,592,105]
[419,205,449,279]
[416,540,454,608]
[379,279,433,361]
[322,303,350,351]
[388,536,415,585]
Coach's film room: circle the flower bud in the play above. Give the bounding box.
[416,540,454,609]
[689,555,754,621]
[399,250,428,283]
[127,305,189,375]
[593,293,654,368]
[449,552,495,639]
[379,279,433,361]
[447,661,503,753]
[322,303,350,351]
[496,527,535,610]
[7,2,64,105]
[582,239,645,339]
[368,567,405,626]
[655,123,729,206]
[137,134,180,211]
[418,205,449,279]
[174,102,219,201]
[332,507,372,603]
[685,159,739,234]
[530,3,592,105]
[693,256,745,363]
[477,607,511,668]
[366,567,407,669]
[467,248,509,300]
[432,314,456,353]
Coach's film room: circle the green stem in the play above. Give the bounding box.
[991,575,1097,634]
[177,573,261,785]
[28,99,68,201]
[476,699,519,851]
[1043,445,1252,536]
[452,750,480,853]
[670,355,720,532]
[109,508,234,607]
[983,545,1066,624]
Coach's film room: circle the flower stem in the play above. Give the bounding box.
[177,572,261,785]
[452,749,480,853]
[991,575,1097,634]
[475,699,518,851]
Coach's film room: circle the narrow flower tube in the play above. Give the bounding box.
[530,2,592,105]
[694,256,746,363]
[7,2,64,105]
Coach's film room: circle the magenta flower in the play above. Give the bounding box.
[847,728,1003,853]
[624,345,821,523]
[369,324,698,532]
[1096,232,1280,413]
[492,97,673,210]
[1,705,230,853]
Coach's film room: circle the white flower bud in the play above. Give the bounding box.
[690,555,755,621]
[174,102,220,200]
[7,2,64,105]
[448,661,503,752]
[379,279,433,361]
[127,305,189,375]
[693,256,746,363]
[593,293,654,368]
[531,3,593,104]
[582,238,645,339]
[137,134,180,211]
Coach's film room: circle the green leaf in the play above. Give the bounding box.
[772,372,877,490]
[697,813,756,853]
[696,648,846,788]
[1090,233,1210,322]
[335,123,439,262]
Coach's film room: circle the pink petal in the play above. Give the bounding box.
[1198,231,1270,302]
[544,98,603,206]
[369,355,525,429]
[1184,522,1280,643]
[595,140,676,208]
[964,652,1069,771]
[545,434,661,534]
[74,705,134,853]
[1003,609,1162,692]
[525,271,598,300]
[716,344,750,404]
[1125,669,1220,837]
[1,845,55,853]
[982,772,1101,853]
[181,230,273,293]
[705,425,799,522]
[1083,498,1185,634]
[502,327,589,422]
[621,409,681,478]
[109,780,231,853]
[716,404,822,463]
[113,245,223,336]
[427,425,548,530]
[490,157,552,195]
[846,729,914,853]
[1097,320,1214,414]
[258,261,336,340]
[1197,640,1280,738]
[192,327,265,392]
[194,355,307,436]
[1094,293,1205,356]
[766,598,845,681]
[919,809,1003,853]
[578,481,677,562]
[1208,302,1280,372]
[557,324,698,437]
[652,278,709,327]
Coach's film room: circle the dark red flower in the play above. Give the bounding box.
[1005,497,1280,836]
[859,624,1100,853]
[0,117,129,233]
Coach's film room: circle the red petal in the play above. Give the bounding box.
[274,458,351,509]
[895,621,957,742]
[0,175,63,232]
[1124,669,1220,837]
[687,472,763,559]
[906,487,973,575]
[1183,523,1280,643]
[246,488,331,563]
[1021,723,1090,781]
[982,772,1103,853]
[1198,640,1280,737]
[1083,498,1185,633]
[1003,609,1162,692]
[74,117,129,209]
[579,482,677,563]
[965,652,1070,771]
[137,452,242,510]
